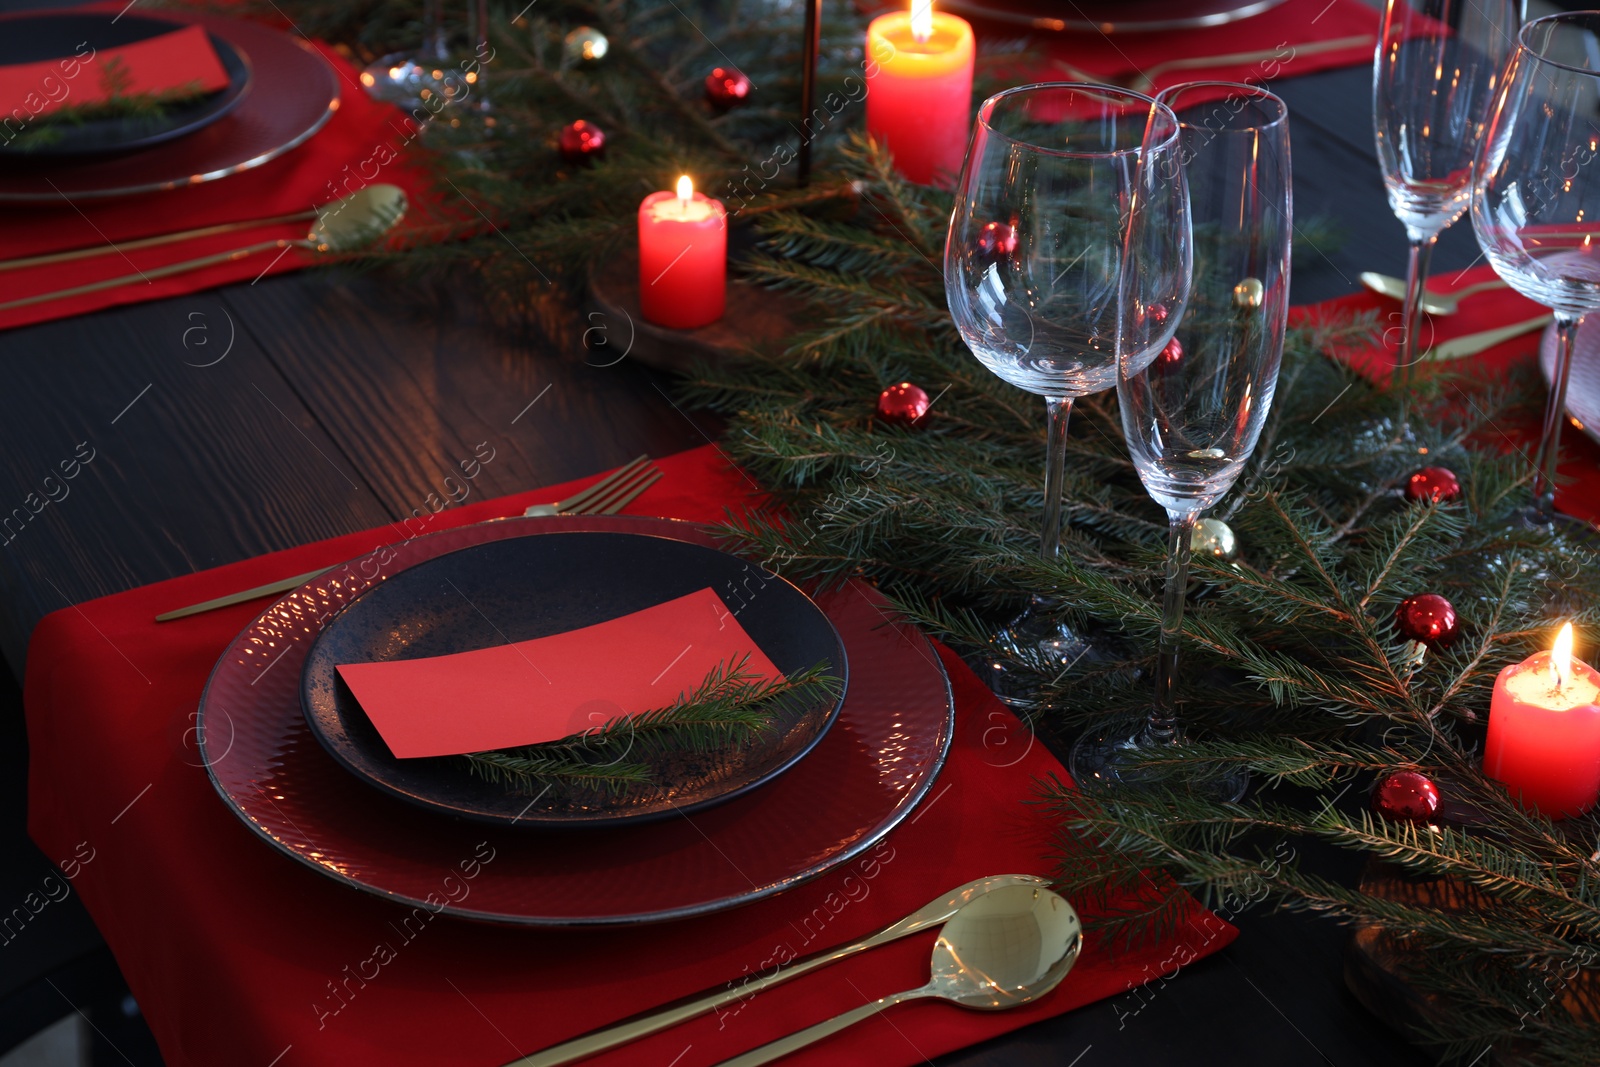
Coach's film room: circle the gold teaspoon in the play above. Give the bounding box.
[715,884,1083,1067]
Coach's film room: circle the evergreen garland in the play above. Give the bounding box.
[191,0,1600,1059]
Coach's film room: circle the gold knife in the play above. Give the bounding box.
[153,567,336,622]
[1422,314,1554,362]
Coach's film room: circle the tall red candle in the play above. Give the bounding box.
[865,1,975,187]
[637,176,726,329]
[1484,623,1600,817]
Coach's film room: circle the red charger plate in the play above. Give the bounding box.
[197,515,955,926]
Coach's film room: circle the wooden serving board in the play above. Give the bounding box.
[586,246,811,373]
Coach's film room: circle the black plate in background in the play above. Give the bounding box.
[301,527,849,828]
[0,13,251,157]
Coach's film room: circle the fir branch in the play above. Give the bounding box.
[460,656,842,793]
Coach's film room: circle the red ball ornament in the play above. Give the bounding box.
[558,120,606,164]
[705,67,752,111]
[1158,336,1183,365]
[1373,770,1441,823]
[1405,466,1462,504]
[877,382,931,427]
[1395,593,1459,647]
[973,221,1018,262]
[1148,303,1169,325]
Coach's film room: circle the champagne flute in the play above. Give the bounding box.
[945,84,1191,709]
[1070,83,1292,796]
[1373,0,1519,390]
[1472,11,1600,526]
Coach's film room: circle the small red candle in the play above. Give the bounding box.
[865,0,975,187]
[1485,623,1600,817]
[637,175,726,329]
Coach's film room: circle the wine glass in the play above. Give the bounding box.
[1069,82,1292,797]
[361,0,467,112]
[1472,11,1600,526]
[945,84,1192,709]
[1373,0,1520,391]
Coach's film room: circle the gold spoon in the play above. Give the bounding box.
[0,184,406,313]
[714,884,1083,1067]
[1359,270,1509,315]
[505,874,1050,1067]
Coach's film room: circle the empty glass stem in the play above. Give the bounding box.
[1532,313,1581,524]
[1394,231,1438,393]
[1143,511,1196,746]
[422,0,448,59]
[1041,397,1072,561]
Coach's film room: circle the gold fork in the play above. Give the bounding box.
[153,455,661,622]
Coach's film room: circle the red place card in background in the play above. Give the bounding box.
[0,24,230,119]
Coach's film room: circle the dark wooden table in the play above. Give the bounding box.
[0,55,1474,1066]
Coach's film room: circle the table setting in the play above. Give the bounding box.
[7,0,1600,1064]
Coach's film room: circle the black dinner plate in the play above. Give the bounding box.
[300,529,849,828]
[0,13,251,157]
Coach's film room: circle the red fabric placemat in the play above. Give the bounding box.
[995,0,1378,104]
[1290,264,1600,525]
[25,444,1235,1067]
[0,27,435,333]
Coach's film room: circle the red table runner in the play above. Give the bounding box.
[1291,263,1600,525]
[998,0,1379,104]
[25,444,1234,1067]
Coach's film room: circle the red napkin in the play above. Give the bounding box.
[1291,263,1600,524]
[337,587,784,758]
[0,24,229,121]
[0,25,439,333]
[25,444,1235,1067]
[997,0,1379,106]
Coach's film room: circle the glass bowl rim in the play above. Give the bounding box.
[1517,10,1600,78]
[975,81,1180,159]
[1155,81,1290,134]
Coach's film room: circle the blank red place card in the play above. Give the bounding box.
[335,588,784,758]
[0,25,230,120]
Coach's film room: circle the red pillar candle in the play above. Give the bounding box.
[865,1,975,187]
[637,176,726,329]
[1485,623,1600,817]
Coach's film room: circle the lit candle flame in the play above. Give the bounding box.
[910,0,934,42]
[676,175,693,204]
[1552,621,1576,691]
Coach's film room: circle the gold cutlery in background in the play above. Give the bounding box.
[505,874,1051,1067]
[1051,34,1374,95]
[1423,315,1554,362]
[0,184,407,313]
[0,184,406,274]
[153,455,660,622]
[1359,270,1510,315]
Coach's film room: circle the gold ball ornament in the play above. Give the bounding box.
[1232,277,1265,310]
[1191,517,1238,561]
[563,26,609,65]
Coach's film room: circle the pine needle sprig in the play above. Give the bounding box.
[461,656,842,793]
